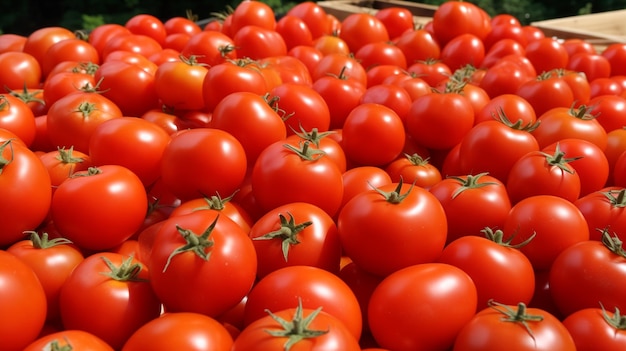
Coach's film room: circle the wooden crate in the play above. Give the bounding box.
[531,10,626,48]
[317,0,438,27]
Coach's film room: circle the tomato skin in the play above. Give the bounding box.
[440,33,485,72]
[122,312,234,351]
[338,182,447,277]
[479,59,533,98]
[51,165,148,251]
[0,140,52,247]
[340,166,393,211]
[562,307,626,351]
[339,12,389,53]
[233,25,288,60]
[0,33,27,53]
[453,302,576,351]
[0,93,37,147]
[148,210,257,318]
[503,195,590,271]
[276,15,314,50]
[355,41,407,71]
[42,70,96,107]
[375,7,414,40]
[549,235,626,318]
[369,263,477,351]
[59,252,161,349]
[602,43,626,76]
[432,0,490,46]
[575,187,626,241]
[0,51,42,90]
[524,37,569,74]
[243,265,363,340]
[230,0,277,33]
[394,29,441,64]
[180,30,237,67]
[0,250,48,351]
[233,305,361,351]
[24,330,114,351]
[160,128,247,202]
[125,14,167,45]
[588,94,626,133]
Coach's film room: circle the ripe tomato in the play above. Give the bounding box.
[0,51,41,90]
[475,93,536,125]
[259,55,313,86]
[394,28,441,64]
[384,153,441,189]
[154,55,208,111]
[338,12,389,53]
[160,128,247,202]
[88,117,171,187]
[285,126,347,173]
[24,330,114,351]
[202,59,269,112]
[233,301,361,351]
[180,30,237,67]
[88,23,132,57]
[40,38,100,78]
[524,37,569,73]
[587,94,626,133]
[270,82,330,135]
[340,166,392,211]
[230,0,277,34]
[0,93,37,147]
[338,181,447,277]
[286,1,332,39]
[101,33,163,61]
[441,33,485,72]
[503,195,589,271]
[22,26,76,74]
[453,301,576,350]
[479,58,533,98]
[125,14,167,45]
[481,38,526,68]
[549,230,626,317]
[59,252,161,349]
[42,70,97,108]
[375,6,414,40]
[355,41,407,70]
[567,52,611,82]
[311,52,368,87]
[575,187,626,241]
[369,263,477,351]
[0,250,48,351]
[562,306,626,351]
[311,70,365,130]
[602,43,626,76]
[122,312,233,351]
[276,14,313,50]
[243,265,363,340]
[0,139,52,247]
[532,105,607,151]
[0,33,27,53]
[516,73,575,117]
[233,25,287,60]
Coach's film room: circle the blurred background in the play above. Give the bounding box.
[1,0,624,36]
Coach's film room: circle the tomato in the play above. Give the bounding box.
[233,25,287,60]
[249,202,341,279]
[164,16,202,36]
[479,58,533,98]
[233,300,361,351]
[0,139,52,247]
[341,103,405,166]
[88,117,171,187]
[102,50,157,75]
[382,73,431,101]
[312,34,350,56]
[0,51,41,91]
[340,166,392,211]
[311,69,365,130]
[453,300,576,351]
[355,41,407,71]
[430,173,512,243]
[285,126,347,173]
[41,38,100,78]
[562,306,626,351]
[311,52,368,87]
[438,228,535,308]
[575,187,626,241]
[0,93,37,147]
[25,330,114,351]
[503,195,590,271]
[406,59,451,87]
[269,82,330,136]
[394,28,441,65]
[532,105,608,151]
[59,252,160,349]
[542,138,609,197]
[101,32,163,61]
[42,70,96,107]
[22,26,76,74]
[88,23,132,58]
[374,7,413,40]
[39,147,91,194]
[259,55,313,86]
[587,94,626,133]
[556,69,592,107]
[276,14,313,50]
[230,0,276,33]
[51,165,147,251]
[563,38,597,56]
[516,73,575,117]
[338,181,447,277]
[95,59,160,117]
[338,12,389,53]
[602,43,626,76]
[524,37,569,74]
[0,33,27,53]
[369,263,477,351]
[441,33,485,72]
[286,1,331,39]
[179,30,237,67]
[506,145,582,204]
[549,230,626,317]
[243,265,363,340]
[202,59,270,112]
[0,250,47,351]
[122,312,233,351]
[567,52,611,82]
[406,90,475,150]
[252,139,344,218]
[140,107,185,135]
[614,151,626,187]
[8,85,47,117]
[384,153,441,189]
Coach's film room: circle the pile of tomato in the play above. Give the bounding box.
[1,0,626,350]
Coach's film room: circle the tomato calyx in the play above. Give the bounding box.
[180,54,208,68]
[264,93,294,121]
[0,94,10,111]
[540,143,581,174]
[283,141,326,161]
[264,298,328,351]
[569,103,598,121]
[71,61,100,76]
[599,302,626,330]
[24,230,73,249]
[56,146,86,165]
[448,172,498,199]
[7,83,45,106]
[488,299,544,344]
[0,139,15,174]
[253,212,312,262]
[46,340,74,351]
[162,215,219,272]
[194,190,239,211]
[450,64,478,84]
[372,177,415,204]
[481,227,536,249]
[602,188,626,208]
[291,123,336,148]
[495,108,540,131]
[100,255,147,282]
[71,166,103,178]
[599,228,626,259]
[403,153,431,166]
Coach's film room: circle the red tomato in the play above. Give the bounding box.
[503,195,590,271]
[0,33,27,53]
[384,153,442,189]
[163,16,202,36]
[340,166,393,211]
[453,301,576,350]
[154,55,208,111]
[532,105,608,151]
[285,127,347,173]
[51,165,148,251]
[575,187,626,241]
[355,41,407,71]
[549,230,626,317]
[587,94,626,133]
[25,330,114,351]
[59,252,161,349]
[122,312,233,351]
[311,52,368,87]
[0,250,48,351]
[407,59,451,87]
[567,52,611,82]
[39,146,92,191]
[311,70,366,130]
[563,38,597,56]
[393,28,441,64]
[602,43,626,76]
[516,73,575,117]
[481,38,526,69]
[0,51,41,90]
[180,30,237,67]
[160,128,247,202]
[88,117,171,187]
[230,0,277,33]
[338,12,389,53]
[8,85,47,118]
[382,73,432,101]
[243,265,363,340]
[524,37,569,73]
[432,0,490,45]
[0,139,52,247]
[233,301,361,351]
[41,38,100,78]
[101,33,163,61]
[286,1,332,39]
[562,306,626,351]
[269,82,330,135]
[249,202,342,279]
[375,7,414,40]
[88,23,132,57]
[369,263,477,351]
[202,59,269,112]
[0,93,37,147]
[430,173,512,243]
[440,33,485,72]
[125,14,167,45]
[554,69,591,107]
[148,210,257,317]
[479,58,533,98]
[275,14,313,50]
[22,26,76,74]
[233,25,287,60]
[338,181,447,277]
[42,70,96,107]
[259,55,313,86]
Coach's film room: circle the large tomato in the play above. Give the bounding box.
[269,82,331,136]
[524,37,569,74]
[574,187,626,241]
[154,55,208,111]
[516,73,575,117]
[452,301,576,350]
[0,139,51,247]
[202,59,270,112]
[59,252,161,349]
[233,25,288,60]
[531,105,608,151]
[0,250,47,351]
[311,69,366,130]
[338,181,447,277]
[368,263,477,351]
[148,210,257,318]
[0,51,41,90]
[562,306,626,351]
[40,38,100,78]
[50,164,148,251]
[0,93,36,147]
[338,12,389,53]
[24,330,114,351]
